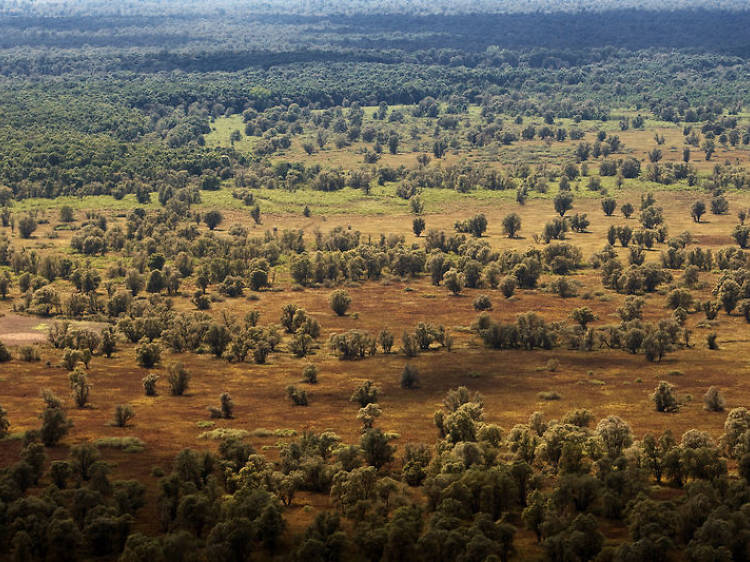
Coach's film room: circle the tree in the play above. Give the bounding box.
[718,279,741,314]
[361,428,395,469]
[443,269,464,295]
[100,327,117,358]
[621,202,635,218]
[601,198,617,216]
[0,404,9,437]
[329,289,352,316]
[18,214,37,238]
[554,192,574,216]
[351,380,379,407]
[142,373,158,396]
[412,217,425,237]
[570,307,597,329]
[703,386,725,412]
[691,200,706,222]
[167,363,190,396]
[400,364,420,389]
[500,276,517,298]
[203,210,222,230]
[455,214,487,237]
[502,213,522,238]
[40,406,73,447]
[69,367,91,408]
[388,134,399,154]
[596,415,633,457]
[204,323,231,357]
[652,381,679,412]
[732,225,750,248]
[135,340,161,368]
[209,392,233,419]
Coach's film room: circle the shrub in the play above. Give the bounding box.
[203,210,223,230]
[329,289,351,316]
[18,345,40,362]
[112,404,135,427]
[401,364,420,389]
[443,269,464,295]
[537,391,561,401]
[135,340,161,368]
[329,330,375,360]
[473,294,492,311]
[209,393,234,418]
[100,327,117,358]
[167,363,190,396]
[378,329,394,353]
[401,331,419,358]
[253,341,270,364]
[286,385,308,406]
[0,341,13,363]
[0,404,9,438]
[142,373,158,396]
[351,380,379,407]
[68,368,91,408]
[704,386,725,412]
[303,364,318,384]
[50,460,72,488]
[18,215,37,238]
[500,276,517,298]
[502,213,522,238]
[707,332,719,350]
[40,407,73,447]
[652,381,679,412]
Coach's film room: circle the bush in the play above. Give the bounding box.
[18,215,37,238]
[473,294,492,311]
[17,345,40,362]
[329,289,352,316]
[40,407,73,447]
[135,340,161,368]
[707,332,719,350]
[303,364,318,384]
[400,364,420,389]
[68,368,91,408]
[500,276,517,298]
[0,341,11,362]
[351,380,379,407]
[378,329,394,353]
[443,269,464,295]
[703,386,725,412]
[329,330,375,360]
[286,385,308,406]
[209,393,234,419]
[538,391,561,401]
[0,404,9,438]
[651,381,679,412]
[142,373,158,396]
[112,404,135,427]
[203,210,223,230]
[167,363,190,396]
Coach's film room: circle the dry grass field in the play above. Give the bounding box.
[2,183,750,548]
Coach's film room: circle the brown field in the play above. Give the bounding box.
[2,186,750,548]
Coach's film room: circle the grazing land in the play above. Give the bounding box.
[1,1,750,560]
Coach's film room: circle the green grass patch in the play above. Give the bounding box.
[94,436,146,453]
